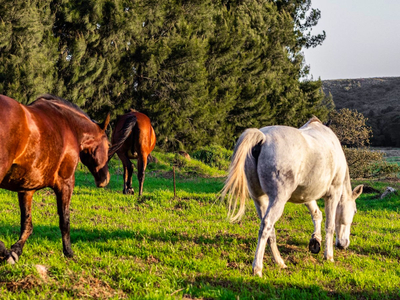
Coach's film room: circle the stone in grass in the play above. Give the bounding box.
[35,264,48,281]
[380,186,397,199]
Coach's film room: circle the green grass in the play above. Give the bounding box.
[1,158,400,299]
[386,156,400,165]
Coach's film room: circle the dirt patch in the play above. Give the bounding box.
[66,272,126,299]
[2,270,127,299]
[3,274,42,292]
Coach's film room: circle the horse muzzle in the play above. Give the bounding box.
[96,172,110,188]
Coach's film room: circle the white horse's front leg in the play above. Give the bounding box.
[252,200,286,277]
[305,201,323,254]
[324,193,340,262]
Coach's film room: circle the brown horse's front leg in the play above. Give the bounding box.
[7,191,35,264]
[118,152,134,195]
[0,241,7,258]
[55,178,74,257]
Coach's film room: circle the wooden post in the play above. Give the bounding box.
[173,166,176,198]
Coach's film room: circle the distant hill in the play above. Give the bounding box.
[322,77,400,147]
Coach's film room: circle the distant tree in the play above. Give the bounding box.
[328,108,372,147]
[327,108,400,179]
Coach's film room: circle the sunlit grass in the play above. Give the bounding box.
[0,159,400,299]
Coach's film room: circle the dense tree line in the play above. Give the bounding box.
[0,0,329,150]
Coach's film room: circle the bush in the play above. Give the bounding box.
[328,108,372,147]
[191,145,233,171]
[343,147,400,178]
[328,109,399,179]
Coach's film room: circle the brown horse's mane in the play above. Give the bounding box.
[30,94,92,121]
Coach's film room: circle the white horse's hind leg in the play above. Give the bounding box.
[305,201,323,254]
[252,195,268,220]
[252,195,287,269]
[252,198,287,277]
[267,227,287,268]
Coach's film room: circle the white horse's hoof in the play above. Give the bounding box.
[309,238,321,254]
[279,263,288,269]
[253,267,263,277]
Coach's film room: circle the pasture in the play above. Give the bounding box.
[1,153,400,299]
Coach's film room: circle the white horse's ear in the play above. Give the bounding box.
[352,185,363,200]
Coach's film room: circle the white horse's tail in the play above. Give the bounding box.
[220,128,266,222]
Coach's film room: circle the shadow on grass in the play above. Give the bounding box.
[1,224,399,299]
[0,224,397,263]
[183,275,400,300]
[0,224,255,248]
[74,171,225,195]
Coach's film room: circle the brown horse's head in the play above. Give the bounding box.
[79,114,111,187]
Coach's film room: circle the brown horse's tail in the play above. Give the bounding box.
[220,128,265,222]
[108,114,137,160]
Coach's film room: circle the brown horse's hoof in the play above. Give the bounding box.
[309,238,321,254]
[63,248,74,258]
[123,188,134,195]
[6,252,19,264]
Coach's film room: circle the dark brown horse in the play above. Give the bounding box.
[0,94,110,264]
[109,110,156,196]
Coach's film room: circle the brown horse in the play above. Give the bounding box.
[0,94,110,264]
[109,110,156,196]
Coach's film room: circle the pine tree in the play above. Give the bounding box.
[0,0,59,102]
[0,0,331,151]
[119,0,217,150]
[53,0,129,118]
[207,0,330,148]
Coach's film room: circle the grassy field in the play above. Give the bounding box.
[1,154,400,299]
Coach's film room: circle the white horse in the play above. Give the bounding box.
[221,117,363,277]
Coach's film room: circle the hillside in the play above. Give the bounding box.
[322,77,400,146]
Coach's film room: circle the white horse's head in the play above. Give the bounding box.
[335,185,363,249]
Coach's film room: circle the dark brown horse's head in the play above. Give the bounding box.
[79,114,111,187]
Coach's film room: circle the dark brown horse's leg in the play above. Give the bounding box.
[55,178,74,257]
[7,191,35,263]
[118,152,134,195]
[137,154,148,196]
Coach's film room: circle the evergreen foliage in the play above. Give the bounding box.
[0,0,330,150]
[0,0,59,103]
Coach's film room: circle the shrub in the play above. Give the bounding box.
[328,109,399,179]
[191,145,233,171]
[173,153,188,168]
[343,147,400,178]
[328,108,372,147]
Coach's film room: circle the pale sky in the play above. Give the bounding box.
[302,0,400,80]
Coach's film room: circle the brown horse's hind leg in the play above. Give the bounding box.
[137,154,148,196]
[7,191,35,264]
[55,179,74,257]
[118,152,134,195]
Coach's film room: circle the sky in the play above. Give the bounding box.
[302,0,400,80]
